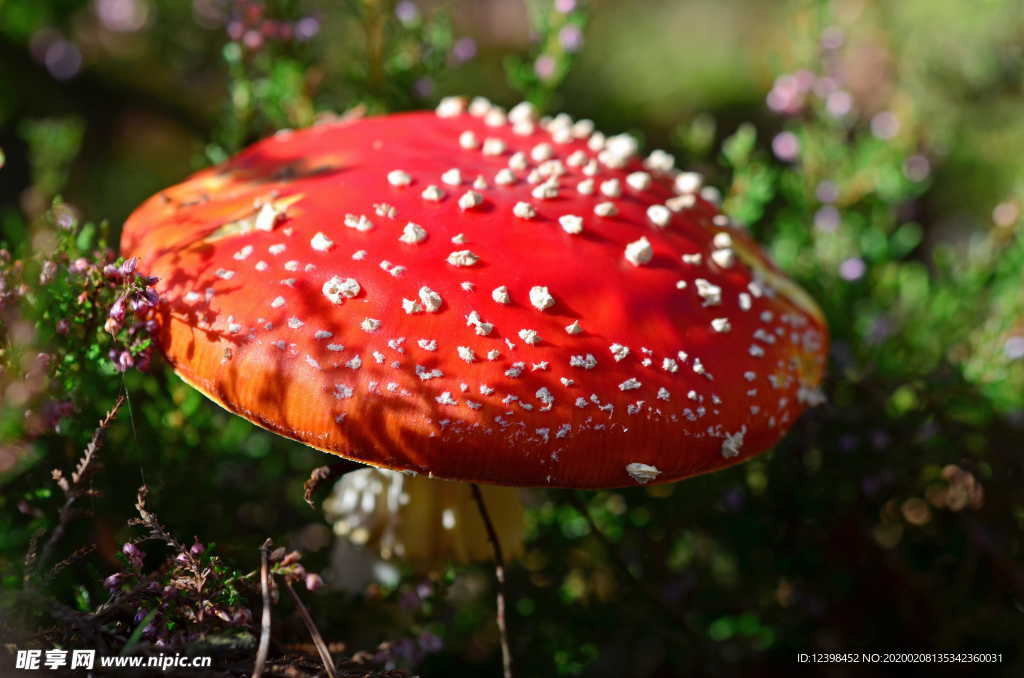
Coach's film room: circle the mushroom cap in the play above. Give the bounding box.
[121,101,828,488]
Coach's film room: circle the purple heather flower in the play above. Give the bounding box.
[294,16,319,41]
[555,0,577,13]
[119,256,138,276]
[815,181,838,204]
[904,154,931,182]
[1005,336,1024,360]
[559,24,583,52]
[870,111,900,140]
[534,54,556,80]
[395,1,419,25]
[839,257,866,281]
[814,206,840,233]
[190,540,205,556]
[771,131,800,162]
[450,37,477,64]
[122,542,144,569]
[70,257,89,273]
[104,573,126,591]
[305,573,324,591]
[116,350,135,372]
[825,90,852,118]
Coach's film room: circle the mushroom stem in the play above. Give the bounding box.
[470,483,514,678]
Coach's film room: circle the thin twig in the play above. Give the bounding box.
[30,395,125,578]
[285,579,337,678]
[252,539,273,678]
[470,484,513,678]
[566,492,694,636]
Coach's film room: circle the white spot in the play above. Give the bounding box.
[436,391,459,406]
[271,296,286,308]
[451,233,466,244]
[255,202,283,231]
[322,276,360,304]
[529,286,555,311]
[482,138,506,156]
[508,151,528,171]
[513,202,536,219]
[657,387,671,401]
[681,253,702,265]
[577,178,595,195]
[457,346,476,363]
[441,168,463,186]
[559,214,583,234]
[418,286,443,312]
[624,236,653,266]
[343,214,373,232]
[458,190,484,210]
[421,185,446,202]
[255,260,268,271]
[399,222,427,244]
[619,378,642,391]
[594,201,618,217]
[233,245,254,261]
[600,178,622,198]
[288,317,304,329]
[711,317,731,333]
[352,250,368,260]
[674,171,703,194]
[647,205,671,228]
[447,250,480,267]
[626,463,661,484]
[402,298,423,314]
[361,318,381,333]
[711,248,735,269]
[721,428,745,458]
[314,330,333,340]
[610,344,630,361]
[570,354,597,370]
[436,96,466,118]
[387,169,412,187]
[215,269,235,280]
[495,168,516,185]
[518,329,541,345]
[492,286,511,304]
[458,130,479,149]
[695,278,722,306]
[531,180,559,200]
[346,355,363,370]
[531,142,553,162]
[334,384,354,400]
[645,149,675,172]
[565,320,582,335]
[417,339,438,351]
[667,194,696,212]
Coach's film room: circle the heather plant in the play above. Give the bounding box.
[2,1,1023,677]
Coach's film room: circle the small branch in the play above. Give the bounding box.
[285,579,337,678]
[252,539,273,678]
[470,484,514,678]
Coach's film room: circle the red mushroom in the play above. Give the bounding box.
[121,96,828,490]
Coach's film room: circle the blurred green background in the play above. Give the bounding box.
[2,1,1023,676]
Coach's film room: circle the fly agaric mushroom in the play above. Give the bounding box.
[120,97,827,491]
